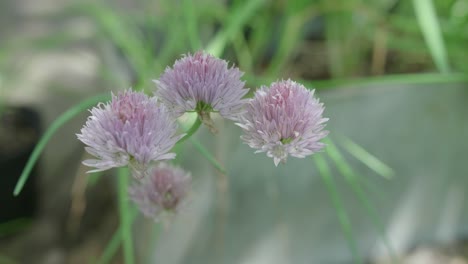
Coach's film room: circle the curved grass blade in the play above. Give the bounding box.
[325,138,397,263]
[78,3,151,89]
[338,136,394,180]
[412,0,450,73]
[13,93,110,196]
[206,0,267,57]
[313,154,362,264]
[189,138,227,174]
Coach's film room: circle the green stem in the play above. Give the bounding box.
[177,116,202,144]
[118,167,134,264]
[13,93,110,196]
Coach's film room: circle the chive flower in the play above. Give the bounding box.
[237,80,329,166]
[154,51,248,128]
[77,90,183,178]
[128,163,191,220]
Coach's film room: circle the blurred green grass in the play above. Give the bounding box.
[3,0,466,85]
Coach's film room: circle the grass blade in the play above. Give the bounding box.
[189,138,227,174]
[246,72,468,91]
[338,136,394,179]
[412,0,450,73]
[117,167,134,264]
[265,15,303,77]
[314,154,362,264]
[206,0,267,57]
[79,3,151,88]
[13,93,110,196]
[183,0,202,51]
[325,138,397,263]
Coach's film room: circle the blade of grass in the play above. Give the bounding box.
[206,0,267,57]
[232,31,253,73]
[189,138,227,174]
[245,72,468,90]
[265,15,303,77]
[325,7,353,78]
[183,0,202,51]
[80,3,150,88]
[248,13,274,66]
[325,138,397,263]
[117,167,134,264]
[313,154,362,264]
[13,93,110,196]
[338,136,394,179]
[412,0,450,73]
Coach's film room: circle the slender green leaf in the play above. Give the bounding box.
[232,32,253,73]
[245,73,468,90]
[118,167,134,264]
[265,15,303,77]
[412,0,450,73]
[183,0,203,51]
[189,138,227,174]
[206,0,267,57]
[80,3,150,87]
[13,93,110,196]
[338,136,394,179]
[325,138,397,263]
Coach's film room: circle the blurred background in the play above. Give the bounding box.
[0,0,467,263]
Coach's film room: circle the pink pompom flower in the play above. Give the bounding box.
[77,89,183,178]
[237,80,329,166]
[128,162,192,220]
[154,51,248,130]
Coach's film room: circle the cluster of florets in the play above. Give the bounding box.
[77,51,328,220]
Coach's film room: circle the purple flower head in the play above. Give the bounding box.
[154,51,249,123]
[128,163,192,220]
[237,80,329,166]
[77,89,184,178]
